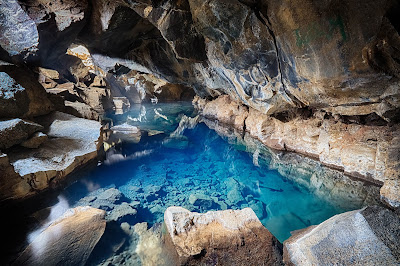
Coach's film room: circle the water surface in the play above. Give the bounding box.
[60,102,357,243]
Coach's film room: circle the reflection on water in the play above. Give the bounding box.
[22,101,380,264]
[64,103,379,240]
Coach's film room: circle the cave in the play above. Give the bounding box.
[0,0,399,265]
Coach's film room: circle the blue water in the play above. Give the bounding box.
[62,102,347,242]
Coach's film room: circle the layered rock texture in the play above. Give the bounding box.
[14,206,106,266]
[196,95,400,207]
[164,206,283,265]
[2,0,399,205]
[284,206,400,265]
[1,0,400,264]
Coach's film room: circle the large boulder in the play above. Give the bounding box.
[164,206,283,265]
[14,206,106,266]
[2,112,102,200]
[0,0,39,57]
[284,206,400,265]
[0,64,53,118]
[0,119,43,149]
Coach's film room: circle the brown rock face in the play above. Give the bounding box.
[164,206,283,265]
[197,95,400,208]
[0,64,53,119]
[0,112,102,201]
[14,206,106,266]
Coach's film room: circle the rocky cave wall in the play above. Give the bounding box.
[1,0,400,206]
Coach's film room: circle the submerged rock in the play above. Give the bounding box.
[284,206,400,265]
[164,206,283,265]
[188,193,214,209]
[14,206,106,266]
[107,202,137,222]
[162,136,189,149]
[199,95,400,208]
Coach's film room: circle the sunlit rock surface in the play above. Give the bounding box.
[1,112,102,201]
[164,206,283,265]
[284,206,400,265]
[14,206,106,266]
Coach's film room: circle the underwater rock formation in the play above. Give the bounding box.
[164,206,283,265]
[284,206,400,265]
[14,206,106,266]
[197,95,400,208]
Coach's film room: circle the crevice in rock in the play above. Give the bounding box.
[238,0,304,108]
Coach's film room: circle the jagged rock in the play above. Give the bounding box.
[38,67,59,80]
[201,95,248,130]
[199,95,400,208]
[3,112,102,200]
[188,193,214,209]
[107,202,137,222]
[162,136,189,149]
[0,153,20,202]
[0,65,53,118]
[97,188,123,203]
[21,132,48,149]
[0,0,39,57]
[204,118,382,211]
[284,206,400,265]
[65,101,100,121]
[224,177,246,206]
[113,97,130,113]
[0,119,43,149]
[164,206,283,265]
[14,206,106,266]
[110,123,141,143]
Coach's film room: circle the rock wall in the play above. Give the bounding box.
[2,0,400,119]
[196,95,400,208]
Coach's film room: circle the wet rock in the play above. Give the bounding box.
[224,177,246,205]
[111,123,139,134]
[0,119,43,149]
[162,136,189,149]
[249,200,268,220]
[21,132,48,149]
[134,222,175,265]
[201,96,400,207]
[113,97,130,113]
[0,65,53,118]
[14,206,106,266]
[188,193,214,209]
[97,188,123,203]
[284,206,400,265]
[107,202,137,222]
[164,206,283,265]
[4,112,102,200]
